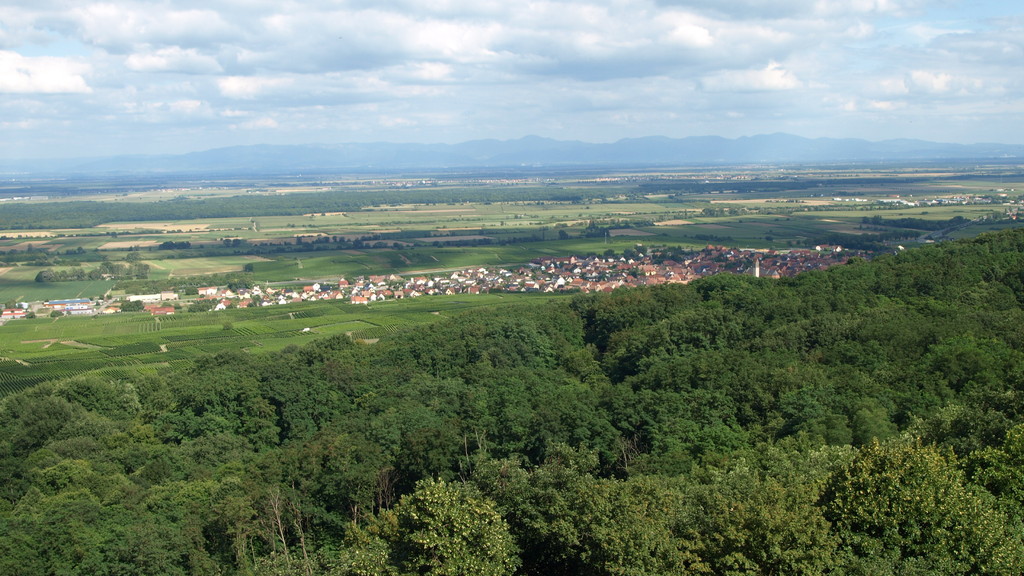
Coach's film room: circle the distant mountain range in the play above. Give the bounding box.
[5,134,1024,175]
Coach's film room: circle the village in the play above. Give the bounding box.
[2,244,855,320]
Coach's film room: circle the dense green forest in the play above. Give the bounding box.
[5,229,1024,575]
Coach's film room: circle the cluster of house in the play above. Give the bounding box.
[0,299,92,323]
[522,245,850,290]
[45,299,95,315]
[875,193,1009,208]
[2,307,28,320]
[4,246,853,320]
[174,245,853,310]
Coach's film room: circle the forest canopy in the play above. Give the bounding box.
[4,228,1024,575]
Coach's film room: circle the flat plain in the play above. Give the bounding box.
[1,163,1022,395]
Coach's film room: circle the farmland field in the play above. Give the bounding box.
[2,168,1021,288]
[145,255,270,278]
[0,267,112,303]
[0,293,560,396]
[2,163,1023,395]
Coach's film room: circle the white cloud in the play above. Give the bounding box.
[905,23,970,44]
[0,50,90,93]
[217,75,292,99]
[812,0,923,17]
[701,61,802,92]
[402,62,456,82]
[0,119,40,130]
[168,99,205,114]
[908,70,952,93]
[905,70,988,96]
[68,3,235,51]
[876,77,910,95]
[237,117,279,129]
[661,13,715,48]
[868,99,903,111]
[404,20,503,62]
[66,3,145,51]
[0,0,1022,156]
[125,47,222,74]
[378,115,417,128]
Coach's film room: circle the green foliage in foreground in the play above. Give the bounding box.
[4,229,1024,574]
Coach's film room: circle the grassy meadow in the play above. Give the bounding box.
[0,265,112,303]
[0,293,559,396]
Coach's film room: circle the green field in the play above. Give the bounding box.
[144,255,269,278]
[0,293,561,396]
[0,266,111,302]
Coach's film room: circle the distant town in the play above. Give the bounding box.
[2,245,856,321]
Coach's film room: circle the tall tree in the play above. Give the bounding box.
[820,437,1024,574]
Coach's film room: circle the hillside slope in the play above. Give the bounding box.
[3,229,1024,574]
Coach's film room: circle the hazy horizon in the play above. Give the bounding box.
[8,132,1021,164]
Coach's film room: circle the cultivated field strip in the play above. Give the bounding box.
[0,294,539,397]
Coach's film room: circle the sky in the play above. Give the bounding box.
[1,0,1022,159]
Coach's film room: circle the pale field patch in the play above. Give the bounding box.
[99,240,161,249]
[60,340,103,349]
[392,209,475,214]
[609,229,655,237]
[10,241,51,250]
[414,235,494,242]
[0,231,56,238]
[159,256,268,277]
[655,220,694,226]
[98,222,211,231]
[708,198,837,207]
[168,264,246,276]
